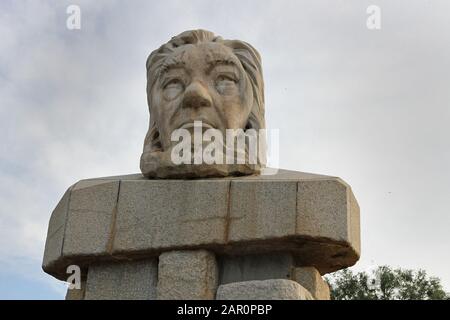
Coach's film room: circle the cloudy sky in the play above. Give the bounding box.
[1,0,449,299]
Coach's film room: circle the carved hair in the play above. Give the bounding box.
[143,29,265,154]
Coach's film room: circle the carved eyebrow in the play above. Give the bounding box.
[206,59,238,73]
[159,59,187,78]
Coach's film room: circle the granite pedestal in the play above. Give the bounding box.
[43,169,360,300]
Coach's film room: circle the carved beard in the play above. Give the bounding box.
[140,124,264,179]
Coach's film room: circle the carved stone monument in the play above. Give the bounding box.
[42,30,360,300]
[140,29,265,178]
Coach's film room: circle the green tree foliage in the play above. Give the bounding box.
[325,266,449,300]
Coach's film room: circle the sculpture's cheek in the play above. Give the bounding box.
[152,91,180,117]
[215,81,239,96]
[213,100,248,129]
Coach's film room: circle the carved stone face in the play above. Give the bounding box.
[140,30,265,179]
[151,42,253,150]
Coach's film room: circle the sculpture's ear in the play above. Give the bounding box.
[143,120,163,153]
[245,112,261,131]
[245,119,255,131]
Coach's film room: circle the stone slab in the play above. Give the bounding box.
[292,267,330,300]
[113,180,229,253]
[62,180,119,257]
[65,279,86,300]
[219,253,293,284]
[84,259,157,300]
[228,180,297,241]
[157,250,218,300]
[297,179,357,246]
[43,169,360,280]
[42,187,72,271]
[216,279,314,300]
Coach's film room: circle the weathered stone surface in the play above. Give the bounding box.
[157,250,218,300]
[62,179,119,257]
[65,279,86,300]
[219,253,293,284]
[42,187,71,271]
[349,190,361,256]
[42,169,360,280]
[84,259,157,300]
[292,267,330,300]
[216,279,313,300]
[113,180,229,253]
[140,30,265,179]
[228,180,297,241]
[296,178,361,271]
[42,29,362,302]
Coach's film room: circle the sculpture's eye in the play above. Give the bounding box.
[163,78,184,100]
[215,74,238,95]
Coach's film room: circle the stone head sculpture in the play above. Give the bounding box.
[140,29,266,178]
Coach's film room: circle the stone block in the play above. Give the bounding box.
[216,279,313,300]
[349,191,361,255]
[219,253,293,284]
[292,267,330,300]
[63,179,119,257]
[84,259,157,300]
[42,170,360,281]
[113,180,229,253]
[157,250,218,300]
[228,180,297,241]
[297,179,359,249]
[42,187,71,270]
[65,279,86,300]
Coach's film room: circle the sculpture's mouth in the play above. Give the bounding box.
[178,121,216,131]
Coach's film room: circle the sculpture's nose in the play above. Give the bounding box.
[182,82,212,109]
